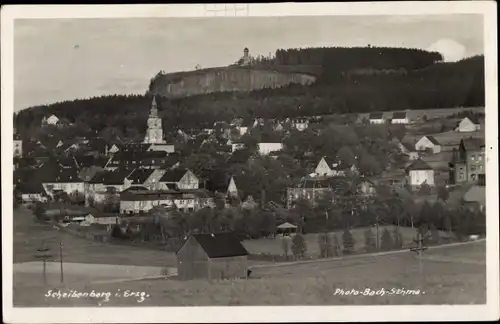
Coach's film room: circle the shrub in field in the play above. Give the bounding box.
[33,202,47,221]
[392,227,404,248]
[443,215,453,235]
[437,185,450,202]
[363,228,376,252]
[342,228,355,254]
[317,233,333,258]
[380,228,394,251]
[418,183,432,196]
[291,233,307,259]
[429,223,441,244]
[332,233,342,256]
[281,235,291,258]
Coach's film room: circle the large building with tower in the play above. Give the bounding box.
[143,96,166,144]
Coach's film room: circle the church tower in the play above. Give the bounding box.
[144,96,165,144]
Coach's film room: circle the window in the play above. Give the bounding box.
[471,156,475,161]
[478,156,482,161]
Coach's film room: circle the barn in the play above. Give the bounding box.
[176,233,249,281]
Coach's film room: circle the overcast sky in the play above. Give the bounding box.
[14,14,484,111]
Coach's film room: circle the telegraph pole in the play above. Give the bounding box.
[59,240,64,283]
[410,232,428,288]
[35,243,52,285]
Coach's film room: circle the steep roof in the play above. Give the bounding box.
[44,168,81,183]
[461,138,485,151]
[160,169,189,182]
[17,181,46,194]
[392,111,407,119]
[369,112,384,119]
[424,135,440,145]
[127,168,155,184]
[407,159,433,171]
[463,186,485,206]
[183,233,249,258]
[94,169,133,185]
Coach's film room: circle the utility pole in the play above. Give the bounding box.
[35,243,52,285]
[59,240,64,283]
[410,232,428,288]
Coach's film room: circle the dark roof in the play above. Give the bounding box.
[117,143,152,153]
[161,153,182,169]
[127,168,154,184]
[392,111,407,119]
[17,181,46,194]
[87,138,108,152]
[301,178,331,189]
[160,169,189,182]
[407,159,433,171]
[102,169,134,185]
[45,168,81,183]
[461,138,485,151]
[424,135,440,145]
[184,233,249,258]
[369,112,384,119]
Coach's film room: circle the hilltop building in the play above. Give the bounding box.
[144,96,166,144]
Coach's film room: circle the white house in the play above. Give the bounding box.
[231,143,245,152]
[148,144,175,153]
[42,168,85,197]
[258,142,283,155]
[158,169,199,190]
[391,111,410,124]
[415,135,442,154]
[292,118,309,131]
[455,117,481,132]
[46,114,60,125]
[406,159,435,187]
[368,112,385,124]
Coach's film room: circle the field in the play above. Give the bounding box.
[12,241,486,306]
[13,207,177,267]
[242,225,449,257]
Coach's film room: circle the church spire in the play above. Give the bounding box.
[150,96,158,118]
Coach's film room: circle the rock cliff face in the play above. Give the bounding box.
[148,66,317,98]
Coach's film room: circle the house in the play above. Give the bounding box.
[455,117,481,132]
[84,137,109,156]
[106,151,170,170]
[286,177,333,209]
[176,233,249,281]
[406,159,435,187]
[415,135,441,154]
[236,120,251,136]
[258,142,283,155]
[45,114,60,125]
[119,187,214,214]
[391,111,409,124]
[368,112,385,124]
[462,183,486,212]
[42,168,85,197]
[397,142,419,160]
[14,136,23,157]
[83,212,120,226]
[314,157,359,177]
[17,182,48,203]
[449,138,485,184]
[86,169,134,204]
[231,143,245,152]
[148,144,175,153]
[158,169,199,190]
[292,117,309,131]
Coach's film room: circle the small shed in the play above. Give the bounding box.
[277,222,298,236]
[176,233,249,281]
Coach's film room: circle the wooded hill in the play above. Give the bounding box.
[15,46,484,143]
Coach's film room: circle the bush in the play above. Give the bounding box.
[291,233,307,259]
[33,202,47,221]
[380,228,394,251]
[392,227,404,249]
[363,228,376,252]
[317,233,333,258]
[429,223,441,244]
[342,228,355,254]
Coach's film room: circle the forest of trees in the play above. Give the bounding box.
[15,47,484,145]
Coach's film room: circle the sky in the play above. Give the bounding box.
[14,14,484,111]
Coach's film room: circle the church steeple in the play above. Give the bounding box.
[150,96,158,118]
[143,95,165,144]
